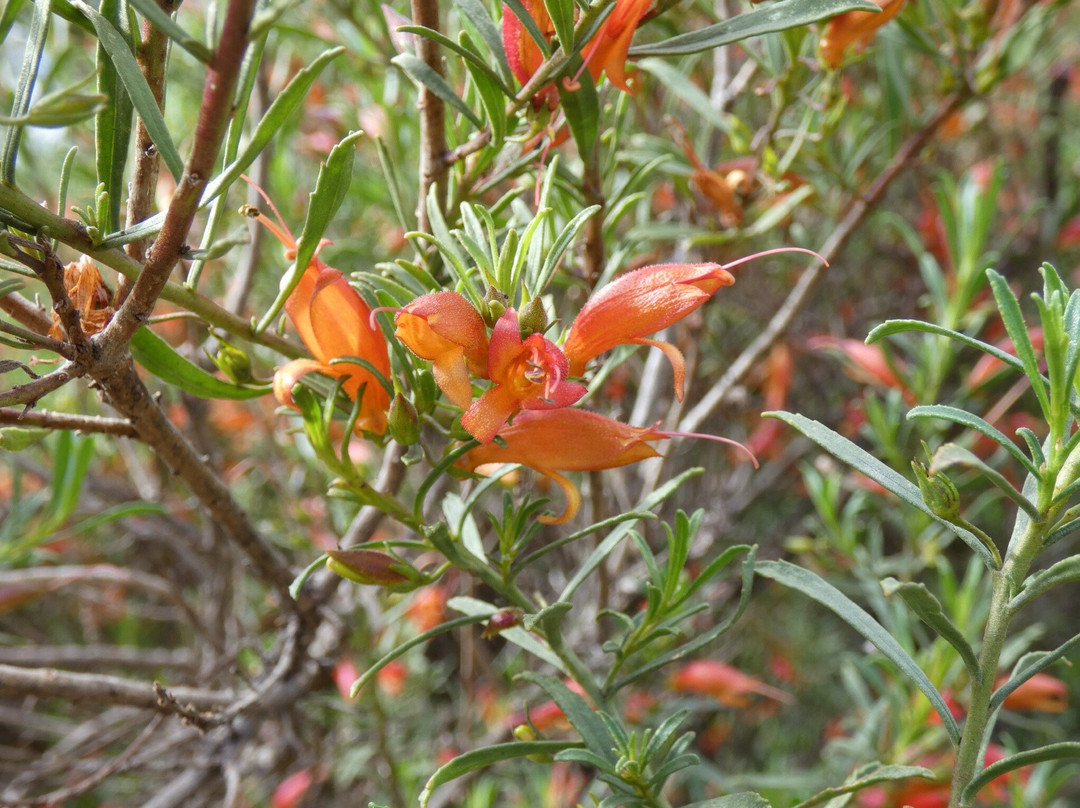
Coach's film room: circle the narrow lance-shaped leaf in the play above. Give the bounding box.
[880,577,981,679]
[2,0,50,183]
[1010,555,1080,612]
[452,0,513,83]
[94,0,133,232]
[518,672,615,763]
[757,560,961,745]
[908,404,1039,478]
[629,0,879,57]
[419,740,583,808]
[74,0,184,181]
[255,130,364,333]
[129,328,271,400]
[393,52,483,128]
[764,412,998,569]
[682,794,774,808]
[961,743,1080,805]
[987,269,1051,417]
[791,763,935,808]
[127,0,213,62]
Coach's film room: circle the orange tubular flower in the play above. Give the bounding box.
[457,408,667,523]
[503,0,559,107]
[668,660,793,708]
[582,0,653,93]
[562,262,734,397]
[819,0,907,69]
[460,309,587,444]
[999,672,1069,714]
[250,185,391,435]
[393,292,489,409]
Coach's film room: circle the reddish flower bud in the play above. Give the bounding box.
[325,549,413,587]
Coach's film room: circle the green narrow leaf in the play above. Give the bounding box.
[94,0,133,232]
[518,672,615,762]
[398,25,513,96]
[2,0,50,183]
[990,632,1080,713]
[559,468,701,601]
[764,412,997,569]
[463,58,508,150]
[129,328,272,400]
[375,137,415,234]
[986,269,1051,416]
[255,130,364,333]
[0,426,50,451]
[0,0,30,45]
[542,0,575,62]
[419,740,582,808]
[880,578,981,678]
[452,0,513,83]
[393,52,483,129]
[1011,556,1080,612]
[961,743,1080,805]
[99,47,346,249]
[792,763,935,808]
[864,321,1029,373]
[629,0,878,57]
[556,59,598,159]
[533,205,601,293]
[908,404,1039,478]
[757,560,961,745]
[683,794,774,808]
[127,0,212,62]
[75,0,183,181]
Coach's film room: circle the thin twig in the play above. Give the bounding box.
[0,361,82,408]
[0,663,236,710]
[0,291,52,333]
[0,407,137,436]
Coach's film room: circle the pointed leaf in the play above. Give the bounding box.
[74,0,183,180]
[2,0,50,183]
[792,763,935,808]
[987,269,1051,416]
[129,328,272,400]
[452,0,513,83]
[629,0,879,57]
[908,404,1039,477]
[683,794,774,808]
[757,560,960,744]
[393,52,483,128]
[519,672,615,762]
[1011,555,1080,612]
[419,740,582,808]
[867,319,1029,377]
[961,743,1080,805]
[880,578,980,678]
[764,412,997,569]
[556,61,598,159]
[990,631,1080,713]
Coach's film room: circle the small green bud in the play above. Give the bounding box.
[413,370,439,415]
[387,393,420,445]
[482,285,509,326]
[911,460,961,520]
[518,296,548,339]
[212,343,255,384]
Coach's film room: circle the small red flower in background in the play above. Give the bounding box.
[270,768,314,808]
[405,584,449,633]
[461,309,587,444]
[375,659,408,697]
[808,335,914,403]
[392,291,489,409]
[819,0,907,69]
[668,659,793,708]
[999,672,1068,713]
[248,182,390,434]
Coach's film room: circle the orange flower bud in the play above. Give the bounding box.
[819,0,907,69]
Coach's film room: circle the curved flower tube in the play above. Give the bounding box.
[502,0,559,107]
[581,0,653,93]
[391,292,489,410]
[460,309,586,443]
[819,0,907,69]
[457,409,667,524]
[562,248,825,399]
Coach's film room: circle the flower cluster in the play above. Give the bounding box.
[390,249,818,522]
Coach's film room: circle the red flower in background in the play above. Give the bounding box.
[668,659,793,708]
[581,0,654,92]
[819,0,907,69]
